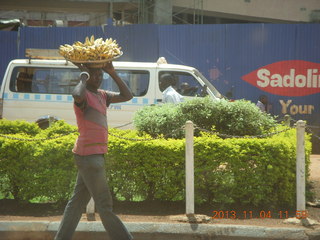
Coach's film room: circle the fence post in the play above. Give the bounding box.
[185,120,194,215]
[296,120,306,215]
[86,197,96,221]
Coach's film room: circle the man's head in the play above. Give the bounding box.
[259,95,268,104]
[87,68,103,89]
[159,73,175,91]
[180,82,190,92]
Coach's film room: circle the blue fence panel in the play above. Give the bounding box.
[225,24,298,103]
[18,26,104,58]
[295,24,320,62]
[158,24,227,93]
[0,31,18,86]
[104,24,159,62]
[1,23,320,132]
[158,23,320,130]
[290,24,320,125]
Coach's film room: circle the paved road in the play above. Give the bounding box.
[1,220,319,240]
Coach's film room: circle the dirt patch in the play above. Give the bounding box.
[0,199,299,228]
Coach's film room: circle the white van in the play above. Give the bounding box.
[0,58,222,128]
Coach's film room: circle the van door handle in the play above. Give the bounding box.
[156,99,162,102]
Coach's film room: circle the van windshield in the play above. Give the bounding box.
[193,70,223,99]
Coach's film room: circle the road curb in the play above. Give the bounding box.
[0,220,314,240]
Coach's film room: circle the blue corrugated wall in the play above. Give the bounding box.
[105,24,159,62]
[0,31,18,83]
[154,24,320,130]
[17,26,104,58]
[0,23,320,130]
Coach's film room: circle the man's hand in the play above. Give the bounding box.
[101,61,133,103]
[102,62,116,75]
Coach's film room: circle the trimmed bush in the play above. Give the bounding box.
[180,98,277,136]
[107,128,185,201]
[0,120,77,202]
[133,97,277,138]
[132,103,184,138]
[106,126,311,209]
[0,119,40,136]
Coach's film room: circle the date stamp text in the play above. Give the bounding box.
[212,210,308,219]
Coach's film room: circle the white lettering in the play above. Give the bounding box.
[313,69,318,87]
[257,69,270,88]
[295,74,306,88]
[307,69,312,87]
[279,99,315,115]
[280,100,292,114]
[299,105,309,114]
[283,69,295,87]
[309,105,315,114]
[290,105,299,115]
[256,68,320,88]
[270,74,283,87]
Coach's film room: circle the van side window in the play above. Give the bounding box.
[10,67,80,94]
[101,70,149,97]
[15,71,33,92]
[158,71,203,97]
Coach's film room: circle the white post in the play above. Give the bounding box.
[86,197,96,221]
[296,120,306,213]
[185,120,194,214]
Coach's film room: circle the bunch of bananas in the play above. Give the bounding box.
[59,35,122,61]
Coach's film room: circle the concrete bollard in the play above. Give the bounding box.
[296,120,306,215]
[185,120,194,215]
[86,197,96,221]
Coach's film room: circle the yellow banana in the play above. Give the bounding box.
[90,35,95,45]
[59,35,121,61]
[85,37,90,46]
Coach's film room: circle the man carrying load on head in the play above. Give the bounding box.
[54,62,134,240]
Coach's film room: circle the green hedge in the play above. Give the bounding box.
[133,97,277,138]
[0,119,41,135]
[0,120,312,209]
[0,120,78,202]
[107,127,311,209]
